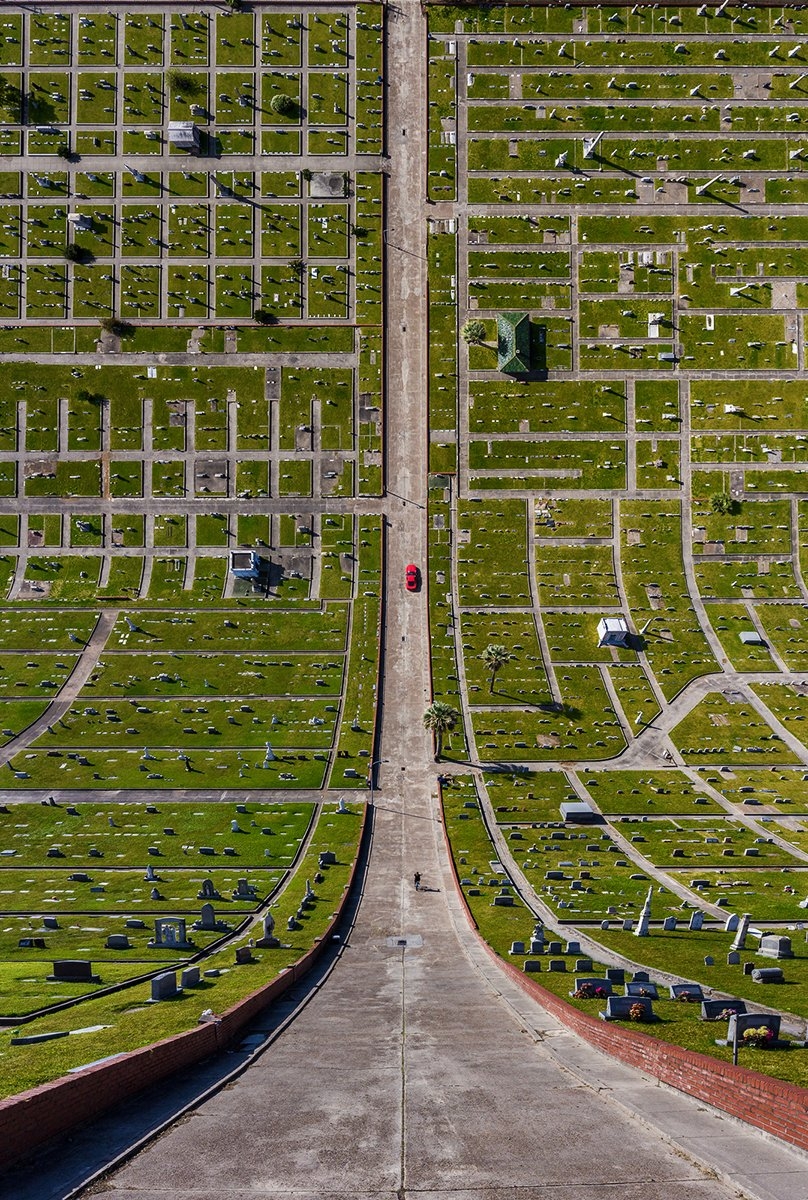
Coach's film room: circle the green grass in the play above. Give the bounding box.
[0,801,364,1098]
[671,693,799,765]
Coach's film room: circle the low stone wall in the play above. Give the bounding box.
[0,807,368,1169]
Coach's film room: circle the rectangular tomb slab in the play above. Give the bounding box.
[48,959,100,983]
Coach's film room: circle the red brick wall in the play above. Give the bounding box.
[0,808,367,1169]
[441,806,808,1154]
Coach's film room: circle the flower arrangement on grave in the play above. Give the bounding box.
[742,1025,775,1049]
[573,983,608,999]
[676,990,696,1002]
[628,1002,646,1022]
[638,988,652,997]
[716,1008,738,1022]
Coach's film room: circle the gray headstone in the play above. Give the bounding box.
[199,903,216,930]
[523,960,541,972]
[727,950,741,965]
[509,941,525,955]
[151,971,177,1001]
[701,998,746,1020]
[727,1011,780,1042]
[662,916,677,932]
[548,959,566,972]
[730,912,751,952]
[724,913,739,933]
[669,983,704,1001]
[688,910,704,931]
[704,955,714,966]
[181,966,200,988]
[758,934,793,959]
[574,977,612,996]
[105,934,130,950]
[626,981,658,1000]
[603,995,654,1021]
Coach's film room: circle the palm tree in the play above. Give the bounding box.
[423,701,459,761]
[480,643,512,693]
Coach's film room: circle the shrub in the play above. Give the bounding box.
[167,70,204,98]
[270,93,295,117]
[99,317,135,338]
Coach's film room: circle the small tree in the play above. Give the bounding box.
[480,644,513,694]
[63,243,87,264]
[423,701,459,761]
[461,319,486,345]
[99,316,134,338]
[77,388,102,405]
[167,70,204,98]
[289,257,305,277]
[56,142,71,161]
[253,309,277,325]
[270,92,295,116]
[711,492,737,516]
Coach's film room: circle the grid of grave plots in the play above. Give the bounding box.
[0,511,382,791]
[0,354,385,547]
[426,4,808,770]
[0,7,383,324]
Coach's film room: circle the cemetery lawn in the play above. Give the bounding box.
[0,803,364,1098]
[443,784,808,1087]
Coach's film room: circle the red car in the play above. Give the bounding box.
[405,563,419,592]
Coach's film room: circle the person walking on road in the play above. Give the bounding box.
[413,872,421,891]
